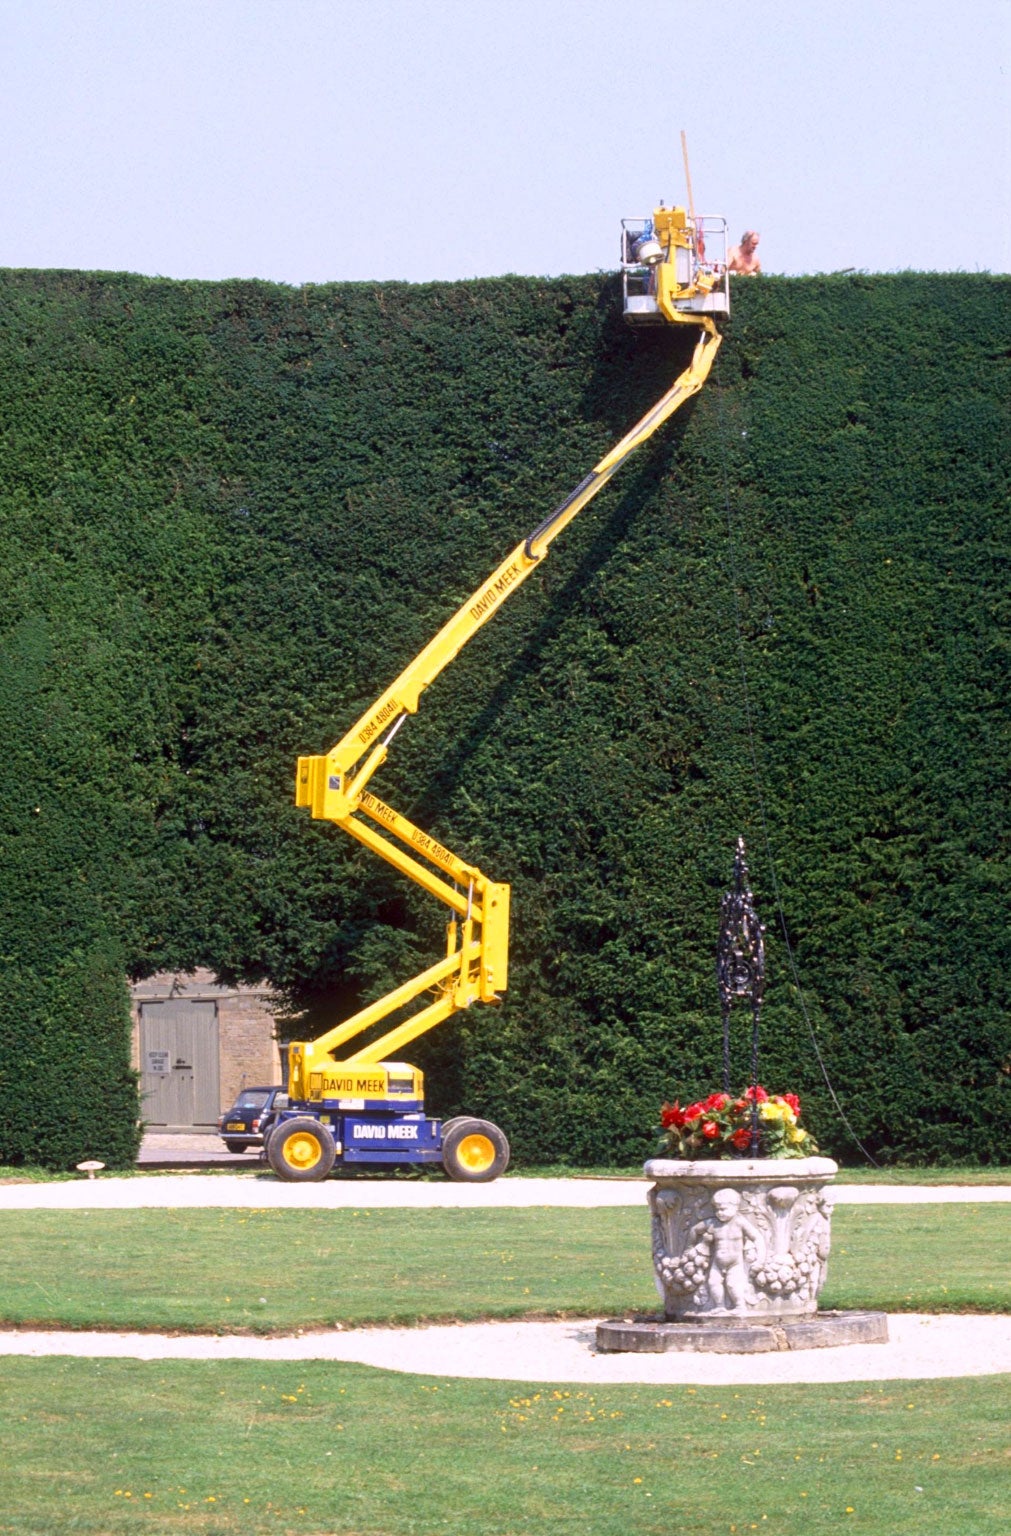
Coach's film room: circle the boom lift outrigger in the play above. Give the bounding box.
[267,205,729,1181]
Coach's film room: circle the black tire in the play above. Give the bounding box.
[223,1139,251,1153]
[267,1117,337,1182]
[441,1117,510,1183]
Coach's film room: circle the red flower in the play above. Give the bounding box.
[658,1086,810,1159]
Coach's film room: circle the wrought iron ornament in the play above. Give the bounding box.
[716,838,766,1149]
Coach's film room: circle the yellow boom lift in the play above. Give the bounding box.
[266,204,729,1181]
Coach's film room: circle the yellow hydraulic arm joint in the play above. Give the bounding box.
[651,205,719,323]
[291,315,721,1088]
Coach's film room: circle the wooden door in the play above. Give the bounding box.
[139,1000,220,1127]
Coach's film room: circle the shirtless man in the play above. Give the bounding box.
[728,230,761,274]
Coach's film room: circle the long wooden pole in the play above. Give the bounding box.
[680,129,697,228]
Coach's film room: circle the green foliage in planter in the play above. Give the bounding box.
[0,265,1007,1167]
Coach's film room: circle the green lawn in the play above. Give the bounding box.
[1,1202,1007,1535]
[0,1358,1006,1535]
[0,1204,1007,1333]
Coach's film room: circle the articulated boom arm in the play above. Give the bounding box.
[292,317,721,1096]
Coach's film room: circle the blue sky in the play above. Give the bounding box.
[2,0,1008,283]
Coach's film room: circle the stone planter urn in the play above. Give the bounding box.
[596,1154,888,1352]
[644,1156,839,1320]
[595,843,889,1354]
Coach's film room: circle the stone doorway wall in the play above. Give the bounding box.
[131,970,283,1129]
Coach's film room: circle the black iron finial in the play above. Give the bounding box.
[716,837,766,1151]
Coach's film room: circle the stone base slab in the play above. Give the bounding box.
[595,1310,889,1354]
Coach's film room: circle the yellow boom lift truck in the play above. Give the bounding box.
[267,205,730,1180]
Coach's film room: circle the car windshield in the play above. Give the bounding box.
[234,1090,270,1109]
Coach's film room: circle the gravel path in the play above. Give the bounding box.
[3,1314,1009,1384]
[2,1173,1009,1210]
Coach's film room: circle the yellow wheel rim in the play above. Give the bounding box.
[456,1133,496,1173]
[285,1132,323,1171]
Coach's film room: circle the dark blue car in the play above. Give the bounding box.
[217,1086,289,1153]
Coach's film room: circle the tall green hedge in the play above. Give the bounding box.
[0,267,1007,1167]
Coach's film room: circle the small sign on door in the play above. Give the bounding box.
[146,1049,171,1076]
